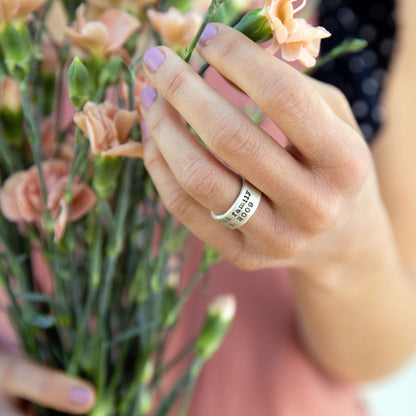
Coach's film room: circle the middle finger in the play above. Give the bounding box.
[141,45,309,203]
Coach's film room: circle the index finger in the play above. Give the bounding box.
[196,24,364,166]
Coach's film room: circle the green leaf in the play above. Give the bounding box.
[13,292,56,304]
[27,314,56,329]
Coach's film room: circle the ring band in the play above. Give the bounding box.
[210,178,261,229]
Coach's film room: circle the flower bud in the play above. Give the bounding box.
[0,76,23,146]
[233,8,273,44]
[138,387,154,414]
[68,57,90,109]
[195,295,236,360]
[140,360,155,385]
[162,271,180,327]
[93,155,122,199]
[0,22,32,82]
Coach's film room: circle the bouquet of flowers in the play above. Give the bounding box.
[0,0,361,415]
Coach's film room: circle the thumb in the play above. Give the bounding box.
[0,353,96,414]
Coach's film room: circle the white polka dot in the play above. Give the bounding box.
[362,78,379,96]
[337,7,358,30]
[362,50,378,68]
[349,56,365,74]
[352,100,369,118]
[372,68,386,83]
[360,123,375,139]
[359,24,378,43]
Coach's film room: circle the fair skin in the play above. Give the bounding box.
[139,20,416,382]
[0,351,95,414]
[2,0,416,411]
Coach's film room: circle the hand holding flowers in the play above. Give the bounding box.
[0,0,374,414]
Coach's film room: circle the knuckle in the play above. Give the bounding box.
[165,69,190,101]
[178,155,218,199]
[143,145,162,173]
[298,185,341,233]
[147,106,167,138]
[280,231,309,259]
[228,247,262,271]
[262,73,310,123]
[162,187,193,219]
[217,36,242,65]
[209,114,258,160]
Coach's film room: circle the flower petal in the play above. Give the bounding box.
[114,109,137,143]
[101,141,143,158]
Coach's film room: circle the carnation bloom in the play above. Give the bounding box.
[282,18,331,67]
[65,4,140,58]
[74,101,143,158]
[0,0,45,25]
[264,0,330,67]
[264,0,298,45]
[0,159,97,241]
[147,7,202,52]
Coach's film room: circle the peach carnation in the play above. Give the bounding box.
[74,101,143,158]
[264,0,330,67]
[0,160,97,241]
[282,18,331,67]
[65,4,140,58]
[147,7,202,52]
[0,0,45,25]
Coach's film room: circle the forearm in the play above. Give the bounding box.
[372,2,416,274]
[292,5,416,381]
[292,249,416,382]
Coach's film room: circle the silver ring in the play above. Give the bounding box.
[210,178,261,230]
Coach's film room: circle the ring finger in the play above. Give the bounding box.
[139,88,279,237]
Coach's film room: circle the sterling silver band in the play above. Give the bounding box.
[210,178,261,230]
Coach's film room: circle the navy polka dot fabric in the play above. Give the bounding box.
[314,0,396,143]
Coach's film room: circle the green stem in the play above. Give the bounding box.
[303,38,368,75]
[182,0,226,62]
[65,127,89,204]
[20,89,52,228]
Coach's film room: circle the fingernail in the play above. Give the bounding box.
[140,119,149,141]
[139,86,157,111]
[198,24,218,46]
[143,47,165,72]
[69,386,93,407]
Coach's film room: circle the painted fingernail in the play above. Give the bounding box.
[140,119,149,142]
[69,386,93,407]
[143,47,165,72]
[139,86,157,111]
[198,24,218,46]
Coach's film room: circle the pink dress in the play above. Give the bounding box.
[167,248,367,416]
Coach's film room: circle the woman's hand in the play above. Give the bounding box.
[0,352,95,415]
[139,24,416,381]
[139,23,392,278]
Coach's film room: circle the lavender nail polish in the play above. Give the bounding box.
[198,24,218,46]
[140,119,149,141]
[139,86,157,111]
[69,386,93,407]
[143,47,165,72]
